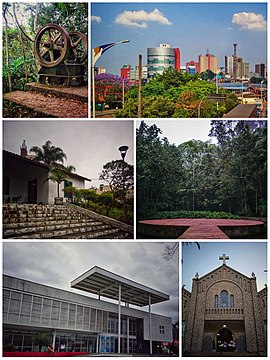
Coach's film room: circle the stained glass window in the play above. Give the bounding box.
[220,290,228,307]
[214,295,218,308]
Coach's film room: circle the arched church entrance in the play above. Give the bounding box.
[217,327,235,352]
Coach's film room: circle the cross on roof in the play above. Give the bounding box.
[219,254,229,265]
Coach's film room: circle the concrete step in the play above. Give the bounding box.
[4,218,101,229]
[3,90,88,118]
[3,220,106,238]
[3,204,133,239]
[4,223,120,239]
[24,83,88,103]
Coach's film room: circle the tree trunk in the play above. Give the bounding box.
[3,5,12,92]
[34,3,39,32]
[13,4,28,83]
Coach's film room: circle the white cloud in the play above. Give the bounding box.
[91,15,102,23]
[115,8,172,28]
[232,12,266,31]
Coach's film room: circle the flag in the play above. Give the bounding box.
[93,43,120,65]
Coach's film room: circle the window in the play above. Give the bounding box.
[214,295,218,308]
[64,180,73,199]
[159,325,165,334]
[230,294,234,307]
[220,290,228,308]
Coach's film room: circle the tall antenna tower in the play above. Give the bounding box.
[233,43,238,80]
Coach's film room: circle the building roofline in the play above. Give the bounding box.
[195,264,251,282]
[3,149,91,182]
[71,265,170,307]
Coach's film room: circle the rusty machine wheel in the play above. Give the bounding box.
[34,23,70,67]
[34,24,87,86]
[69,31,87,63]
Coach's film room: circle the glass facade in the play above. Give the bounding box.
[3,289,108,333]
[4,289,138,354]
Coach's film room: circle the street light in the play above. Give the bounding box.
[92,40,130,118]
[118,145,129,222]
[118,145,129,161]
[260,80,264,109]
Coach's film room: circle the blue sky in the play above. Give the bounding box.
[182,242,267,292]
[91,2,267,75]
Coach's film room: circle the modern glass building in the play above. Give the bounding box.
[147,44,180,78]
[3,266,173,355]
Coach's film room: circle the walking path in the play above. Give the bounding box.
[4,83,88,118]
[139,218,264,239]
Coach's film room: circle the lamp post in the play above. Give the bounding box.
[118,145,129,221]
[198,98,204,118]
[260,80,264,114]
[118,145,129,161]
[92,40,130,118]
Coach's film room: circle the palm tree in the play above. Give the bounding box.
[30,140,67,166]
[44,165,76,200]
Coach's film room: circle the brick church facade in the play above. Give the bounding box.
[182,254,267,356]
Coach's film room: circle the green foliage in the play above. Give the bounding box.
[62,186,133,224]
[137,121,267,219]
[142,96,175,118]
[30,140,67,166]
[117,68,239,118]
[153,210,240,220]
[99,160,134,195]
[4,344,16,352]
[33,332,50,351]
[3,3,87,94]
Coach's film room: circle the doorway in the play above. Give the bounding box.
[28,179,37,203]
[216,327,234,352]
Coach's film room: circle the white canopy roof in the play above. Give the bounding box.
[71,266,169,307]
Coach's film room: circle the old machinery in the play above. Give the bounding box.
[34,23,87,86]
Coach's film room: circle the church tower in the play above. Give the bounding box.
[182,254,267,356]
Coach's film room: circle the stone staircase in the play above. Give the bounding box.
[3,203,133,239]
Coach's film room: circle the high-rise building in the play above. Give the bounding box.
[121,64,147,85]
[130,65,148,85]
[147,44,180,78]
[198,52,218,73]
[255,63,266,79]
[225,45,250,80]
[225,56,234,77]
[243,62,250,79]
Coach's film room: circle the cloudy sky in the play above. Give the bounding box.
[91,2,267,75]
[3,241,179,322]
[182,242,267,292]
[3,120,134,188]
[137,119,215,145]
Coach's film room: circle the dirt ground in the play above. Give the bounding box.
[3,90,88,118]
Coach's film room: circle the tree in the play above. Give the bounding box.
[3,3,12,92]
[44,165,75,198]
[137,120,267,220]
[117,68,238,118]
[30,140,67,166]
[33,332,50,352]
[99,160,134,196]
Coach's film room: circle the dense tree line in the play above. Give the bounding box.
[116,69,239,118]
[137,120,267,219]
[3,2,88,93]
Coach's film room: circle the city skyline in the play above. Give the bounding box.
[91,2,267,75]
